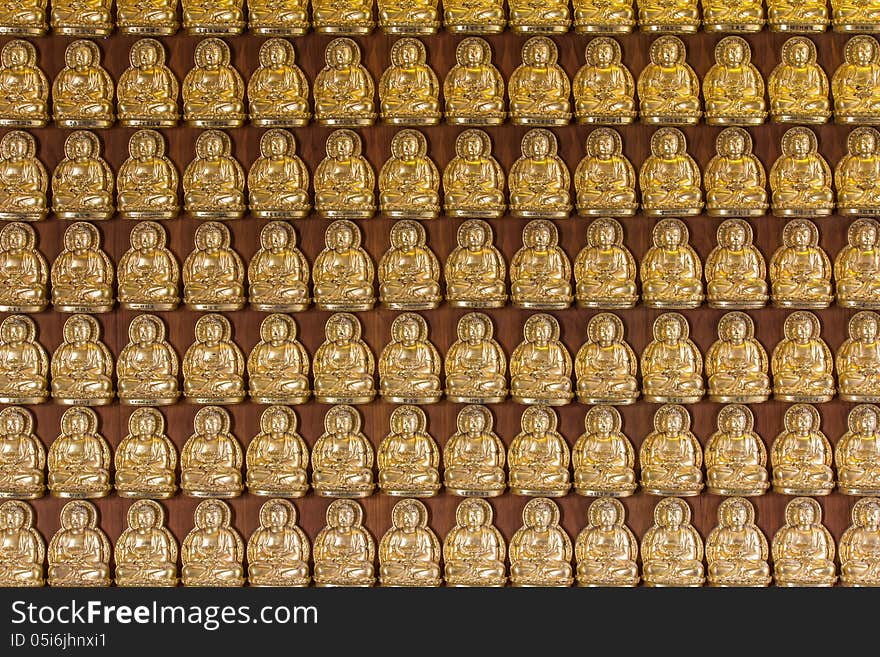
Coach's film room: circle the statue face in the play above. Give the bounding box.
[531,411,550,432]
[596,223,615,247]
[726,133,746,158]
[791,134,810,157]
[659,133,679,158]
[69,411,87,433]
[5,227,25,249]
[3,320,24,343]
[267,226,287,248]
[336,505,355,528]
[856,132,876,156]
[72,137,92,159]
[136,412,157,435]
[466,318,485,341]
[661,503,683,527]
[865,503,880,526]
[724,224,746,250]
[857,224,877,248]
[135,506,156,529]
[464,135,482,159]
[3,413,22,435]
[598,504,616,527]
[72,44,92,68]
[726,503,747,527]
[401,507,419,530]
[464,43,482,66]
[71,319,90,342]
[138,227,159,250]
[399,412,417,433]
[6,44,26,67]
[1,507,24,530]
[465,225,485,248]
[796,503,814,526]
[333,43,353,66]
[661,411,683,433]
[792,409,813,433]
[3,134,26,159]
[400,44,417,65]
[269,412,287,432]
[203,320,222,342]
[334,318,354,341]
[858,410,877,433]
[399,135,418,158]
[133,135,158,159]
[268,318,287,341]
[334,135,354,158]
[726,410,747,433]
[334,412,353,433]
[726,318,747,342]
[790,43,809,66]
[722,41,745,67]
[72,227,92,250]
[204,135,222,157]
[204,507,221,529]
[138,45,158,68]
[530,42,549,65]
[594,411,614,433]
[202,44,220,67]
[532,225,551,248]
[465,505,485,527]
[792,226,810,249]
[595,43,613,67]
[793,318,812,341]
[204,228,223,249]
[136,319,157,343]
[269,505,287,528]
[268,43,285,66]
[594,134,614,158]
[268,134,287,157]
[858,317,879,341]
[596,319,615,344]
[658,41,678,66]
[660,224,682,249]
[333,225,354,249]
[466,413,484,433]
[400,320,418,343]
[531,319,551,343]
[528,134,550,158]
[203,413,221,435]
[69,507,88,530]
[398,226,417,248]
[532,504,551,528]
[855,41,874,66]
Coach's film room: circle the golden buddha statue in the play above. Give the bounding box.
[115,500,177,587]
[51,0,111,34]
[773,497,837,586]
[574,133,637,217]
[114,407,177,498]
[181,500,244,586]
[840,497,880,585]
[640,219,703,308]
[767,0,829,31]
[639,130,703,215]
[442,130,505,217]
[574,219,637,308]
[444,219,506,307]
[248,0,308,34]
[705,404,769,496]
[572,39,636,125]
[442,0,505,32]
[508,38,571,125]
[379,220,441,309]
[768,38,831,123]
[379,0,439,32]
[0,315,47,405]
[705,220,768,309]
[771,403,835,494]
[248,130,310,218]
[117,222,179,311]
[771,312,835,402]
[314,39,376,127]
[51,132,114,221]
[836,128,880,215]
[575,313,638,404]
[510,220,572,307]
[0,223,46,313]
[117,0,179,33]
[508,132,572,218]
[0,0,46,34]
[117,314,179,406]
[314,131,376,219]
[117,131,179,220]
[379,313,442,403]
[181,406,243,498]
[182,314,245,404]
[312,405,374,497]
[313,313,376,404]
[832,0,880,30]
[444,498,506,586]
[575,498,639,586]
[836,218,880,308]
[47,501,110,587]
[0,500,43,586]
[313,220,376,311]
[0,407,43,499]
[771,128,834,218]
[705,312,771,403]
[312,0,375,33]
[703,38,767,125]
[443,405,505,496]
[0,41,48,127]
[49,315,113,405]
[704,131,769,217]
[445,312,507,403]
[508,0,570,31]
[182,39,245,126]
[379,39,440,125]
[833,37,880,123]
[183,130,246,219]
[509,498,573,587]
[444,38,506,125]
[838,312,880,402]
[641,497,704,586]
[508,405,571,496]
[247,499,310,586]
[0,131,46,222]
[379,499,442,587]
[248,39,310,127]
[247,314,310,405]
[117,40,179,127]
[510,314,573,404]
[705,497,771,587]
[183,222,245,311]
[837,404,880,494]
[47,406,111,498]
[640,404,704,496]
[769,220,833,307]
[573,405,636,496]
[246,406,309,497]
[248,222,309,312]
[182,0,244,33]
[314,500,375,587]
[637,37,701,124]
[52,41,114,128]
[378,405,441,497]
[379,130,440,218]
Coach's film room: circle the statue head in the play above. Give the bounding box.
[326,37,358,68]
[62,313,100,344]
[327,499,362,530]
[391,312,428,345]
[850,311,880,343]
[390,128,427,160]
[849,218,879,249]
[194,38,230,68]
[390,219,425,250]
[0,222,35,251]
[456,498,492,530]
[260,498,296,530]
[848,127,880,158]
[783,310,821,343]
[458,312,492,342]
[588,312,623,346]
[585,404,621,434]
[194,221,230,251]
[588,497,625,530]
[717,127,751,159]
[324,404,360,435]
[260,38,293,68]
[651,36,685,67]
[60,500,98,531]
[392,498,427,531]
[194,499,231,530]
[326,129,360,159]
[653,497,690,529]
[521,128,555,159]
[128,313,164,344]
[781,127,818,158]
[523,497,559,530]
[845,35,879,67]
[716,36,750,68]
[718,497,754,530]
[522,36,556,67]
[456,129,492,160]
[261,405,295,435]
[325,312,361,343]
[128,499,163,531]
[390,404,425,435]
[260,221,295,250]
[1,40,37,68]
[457,37,490,67]
[130,38,164,68]
[457,404,492,435]
[0,130,35,160]
[651,127,686,159]
[260,128,295,159]
[586,37,621,68]
[194,313,231,344]
[717,403,753,435]
[195,130,232,159]
[0,314,35,344]
[390,37,426,67]
[717,311,753,344]
[458,218,492,250]
[65,40,99,69]
[849,403,879,435]
[521,404,557,434]
[128,407,163,437]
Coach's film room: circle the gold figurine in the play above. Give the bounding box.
[444,38,506,125]
[509,0,571,32]
[379,39,441,125]
[767,0,829,31]
[312,405,374,497]
[0,0,46,34]
[314,39,376,127]
[575,313,639,404]
[575,498,639,587]
[637,0,699,31]
[314,131,376,219]
[0,500,43,586]
[641,497,704,587]
[183,130,246,218]
[574,131,638,216]
[574,218,638,307]
[0,223,46,313]
[114,407,177,498]
[379,130,440,218]
[248,0,308,34]
[246,406,309,497]
[637,37,701,124]
[379,0,439,33]
[444,405,506,497]
[574,39,636,126]
[640,219,704,308]
[379,499,442,587]
[379,313,442,404]
[768,38,831,123]
[771,403,835,494]
[772,312,836,402]
[445,312,508,404]
[247,499,310,586]
[639,130,703,215]
[117,222,180,311]
[444,219,507,307]
[833,37,880,123]
[117,314,179,406]
[837,405,880,494]
[836,128,880,215]
[182,39,245,126]
[183,222,245,311]
[312,0,375,33]
[772,497,837,586]
[836,218,880,307]
[379,220,441,309]
[248,41,310,127]
[509,498,573,587]
[0,41,48,127]
[313,221,376,310]
[705,220,769,308]
[0,131,46,222]
[47,501,110,587]
[182,0,244,33]
[50,315,113,405]
[706,498,771,587]
[702,0,764,30]
[442,130,505,217]
[508,38,571,125]
[0,316,47,404]
[840,497,880,586]
[442,0,506,32]
[247,314,310,405]
[378,405,441,497]
[769,219,833,307]
[117,40,179,127]
[838,312,880,402]
[314,500,375,587]
[510,220,572,307]
[705,404,769,496]
[508,132,572,218]
[640,404,704,496]
[51,0,111,35]
[117,131,179,219]
[181,500,244,586]
[115,500,177,587]
[443,498,506,587]
[248,130,310,217]
[508,405,571,496]
[182,314,245,404]
[832,0,880,30]
[52,41,114,128]
[704,130,769,216]
[573,0,635,32]
[47,407,111,498]
[573,405,636,496]
[51,133,114,221]
[510,314,573,404]
[248,222,310,311]
[703,38,767,125]
[117,0,179,33]
[706,312,771,403]
[0,407,43,499]
[181,406,243,498]
[313,313,376,404]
